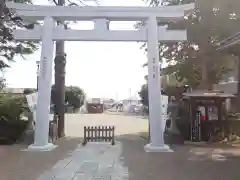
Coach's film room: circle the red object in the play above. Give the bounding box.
[201,115,206,121]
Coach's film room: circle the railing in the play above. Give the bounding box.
[82,126,115,145]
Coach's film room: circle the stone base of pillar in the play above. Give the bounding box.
[144,143,173,152]
[24,143,57,152]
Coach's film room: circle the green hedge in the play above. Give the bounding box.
[0,94,28,144]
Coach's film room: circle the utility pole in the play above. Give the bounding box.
[54,0,66,138]
[36,61,40,91]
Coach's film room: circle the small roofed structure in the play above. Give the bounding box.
[183,90,235,142]
[86,98,104,114]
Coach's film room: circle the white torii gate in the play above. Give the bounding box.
[7,2,194,152]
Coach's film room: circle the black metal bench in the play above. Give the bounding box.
[82,126,115,145]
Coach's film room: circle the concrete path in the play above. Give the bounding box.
[65,113,148,137]
[37,142,128,180]
[0,137,81,180]
[34,113,145,180]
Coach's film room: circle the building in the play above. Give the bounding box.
[0,88,25,95]
[214,32,240,94]
[85,98,104,113]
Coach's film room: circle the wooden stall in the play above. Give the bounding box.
[183,91,235,142]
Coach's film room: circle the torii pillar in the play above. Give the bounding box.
[28,16,57,151]
[144,16,172,152]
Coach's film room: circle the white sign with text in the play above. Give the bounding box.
[25,92,53,122]
[161,95,169,132]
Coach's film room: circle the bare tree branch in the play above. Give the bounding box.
[66,0,99,6]
[51,0,58,5]
[67,0,88,6]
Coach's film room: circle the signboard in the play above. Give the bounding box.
[208,106,218,121]
[161,95,169,132]
[191,111,201,142]
[25,92,38,122]
[25,92,53,122]
[26,92,38,112]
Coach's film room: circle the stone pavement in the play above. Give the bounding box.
[119,135,240,180]
[0,137,81,180]
[37,142,128,180]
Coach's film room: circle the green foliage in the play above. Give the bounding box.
[143,0,240,88]
[0,78,6,90]
[0,94,27,144]
[138,84,188,110]
[0,94,25,121]
[0,0,38,69]
[22,89,36,111]
[51,85,86,110]
[23,88,36,95]
[65,86,85,109]
[138,84,149,107]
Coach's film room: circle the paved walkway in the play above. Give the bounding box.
[37,142,128,180]
[0,137,81,180]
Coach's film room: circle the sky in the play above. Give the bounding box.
[5,0,150,100]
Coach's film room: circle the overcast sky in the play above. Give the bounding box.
[5,0,150,100]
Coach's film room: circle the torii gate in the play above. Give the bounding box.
[7,2,194,152]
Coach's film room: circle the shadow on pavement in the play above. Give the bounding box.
[117,133,240,180]
[0,137,81,180]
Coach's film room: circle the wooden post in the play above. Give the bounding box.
[112,126,115,145]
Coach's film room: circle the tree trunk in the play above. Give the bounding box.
[198,57,212,90]
[54,52,66,138]
[54,0,66,138]
[0,0,5,24]
[236,54,240,112]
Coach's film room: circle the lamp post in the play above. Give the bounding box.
[36,60,40,91]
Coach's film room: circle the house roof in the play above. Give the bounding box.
[0,88,25,94]
[183,90,235,98]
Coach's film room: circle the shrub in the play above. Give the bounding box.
[0,95,25,121]
[0,94,27,144]
[51,85,86,112]
[65,86,85,110]
[23,88,36,95]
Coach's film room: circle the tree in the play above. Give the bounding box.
[138,84,149,108]
[138,83,173,109]
[51,85,86,112]
[1,0,38,87]
[23,88,36,95]
[65,86,85,111]
[0,76,6,90]
[143,0,240,89]
[1,0,38,67]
